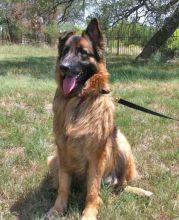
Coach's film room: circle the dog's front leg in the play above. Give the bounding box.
[82,151,106,220]
[48,167,71,216]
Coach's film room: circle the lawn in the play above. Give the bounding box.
[0,45,179,220]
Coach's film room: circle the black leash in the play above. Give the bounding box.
[117,98,179,122]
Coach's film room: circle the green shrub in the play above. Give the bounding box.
[43,22,59,45]
[167,29,179,49]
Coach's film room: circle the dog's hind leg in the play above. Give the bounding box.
[110,129,153,197]
[112,129,137,187]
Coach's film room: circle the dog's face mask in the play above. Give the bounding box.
[57,18,105,95]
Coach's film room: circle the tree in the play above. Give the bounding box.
[86,0,179,29]
[85,0,179,58]
[137,4,179,59]
[1,0,179,55]
[0,0,76,43]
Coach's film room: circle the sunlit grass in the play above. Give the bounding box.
[0,45,179,220]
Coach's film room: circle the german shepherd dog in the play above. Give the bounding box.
[47,18,137,219]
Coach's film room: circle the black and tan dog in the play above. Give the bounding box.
[47,18,137,220]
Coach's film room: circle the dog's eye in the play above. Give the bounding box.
[78,47,88,56]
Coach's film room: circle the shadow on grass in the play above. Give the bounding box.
[1,55,179,82]
[107,61,179,82]
[0,56,56,79]
[10,174,84,220]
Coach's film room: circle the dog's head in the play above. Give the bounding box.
[56,18,107,96]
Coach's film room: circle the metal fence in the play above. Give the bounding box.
[0,31,49,45]
[1,22,179,58]
[105,23,179,57]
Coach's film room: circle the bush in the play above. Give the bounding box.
[43,22,59,45]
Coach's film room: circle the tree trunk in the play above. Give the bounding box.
[137,4,179,60]
[6,18,14,43]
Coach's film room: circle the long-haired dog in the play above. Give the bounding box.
[47,18,137,220]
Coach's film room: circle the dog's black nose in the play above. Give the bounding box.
[59,64,70,73]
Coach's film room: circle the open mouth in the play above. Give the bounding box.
[62,72,82,95]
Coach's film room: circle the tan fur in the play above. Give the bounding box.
[48,60,137,219]
[47,19,138,219]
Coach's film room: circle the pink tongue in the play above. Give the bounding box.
[63,76,77,95]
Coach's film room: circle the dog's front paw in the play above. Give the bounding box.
[47,206,62,218]
[81,213,97,220]
[81,209,98,220]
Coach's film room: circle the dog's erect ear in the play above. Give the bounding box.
[58,31,75,56]
[83,18,104,47]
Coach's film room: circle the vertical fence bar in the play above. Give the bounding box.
[105,22,178,58]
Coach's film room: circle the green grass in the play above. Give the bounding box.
[0,45,179,220]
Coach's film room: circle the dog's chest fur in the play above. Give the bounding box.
[53,90,115,174]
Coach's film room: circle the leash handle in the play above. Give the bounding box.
[117,98,179,122]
